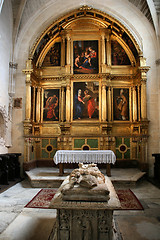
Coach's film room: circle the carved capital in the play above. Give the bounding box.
[138,66,150,82]
[23,120,32,135]
[23,69,33,76]
[9,62,18,69]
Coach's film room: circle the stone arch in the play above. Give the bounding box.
[30,6,140,68]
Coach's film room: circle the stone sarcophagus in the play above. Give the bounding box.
[49,163,121,240]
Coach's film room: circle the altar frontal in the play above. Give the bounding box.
[53,150,116,176]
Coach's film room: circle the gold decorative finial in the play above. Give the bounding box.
[79,5,92,11]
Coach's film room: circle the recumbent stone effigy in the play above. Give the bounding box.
[49,163,121,240]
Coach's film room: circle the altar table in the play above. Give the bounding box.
[53,150,116,176]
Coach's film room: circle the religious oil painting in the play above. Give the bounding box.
[113,88,129,121]
[111,40,131,65]
[43,89,59,121]
[73,82,99,120]
[73,40,98,74]
[42,42,61,67]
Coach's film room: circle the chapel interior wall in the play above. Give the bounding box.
[10,2,159,177]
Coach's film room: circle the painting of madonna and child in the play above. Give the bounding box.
[43,89,59,121]
[73,82,99,120]
[73,40,98,74]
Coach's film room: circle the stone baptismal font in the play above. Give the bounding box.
[49,163,121,240]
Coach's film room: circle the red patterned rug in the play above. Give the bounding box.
[116,189,143,210]
[25,189,57,209]
[25,189,143,210]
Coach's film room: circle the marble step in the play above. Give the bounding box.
[25,167,146,188]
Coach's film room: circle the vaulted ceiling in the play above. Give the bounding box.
[11,0,160,44]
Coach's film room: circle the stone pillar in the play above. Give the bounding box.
[36,87,41,123]
[102,81,107,121]
[66,83,71,122]
[138,56,150,120]
[23,60,33,121]
[132,86,137,122]
[5,95,13,147]
[9,62,17,95]
[107,86,112,121]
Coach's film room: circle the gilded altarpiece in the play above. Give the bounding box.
[23,6,149,171]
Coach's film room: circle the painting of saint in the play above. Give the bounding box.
[113,88,129,121]
[111,40,131,65]
[73,41,98,74]
[43,89,59,121]
[73,82,99,120]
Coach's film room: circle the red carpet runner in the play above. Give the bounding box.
[25,189,57,209]
[25,189,143,210]
[116,189,143,210]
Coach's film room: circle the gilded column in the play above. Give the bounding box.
[106,31,111,66]
[138,85,141,121]
[66,33,71,73]
[141,79,147,120]
[32,87,36,122]
[23,59,33,122]
[66,83,71,122]
[36,86,41,123]
[133,86,137,122]
[101,32,106,73]
[61,35,65,67]
[41,88,44,122]
[23,60,33,138]
[66,34,71,65]
[102,82,107,121]
[25,73,32,121]
[107,86,112,121]
[61,87,65,121]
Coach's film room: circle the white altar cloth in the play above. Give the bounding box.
[54,150,116,165]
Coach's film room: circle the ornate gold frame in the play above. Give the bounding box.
[23,6,150,171]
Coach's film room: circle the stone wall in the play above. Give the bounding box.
[0,0,13,153]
